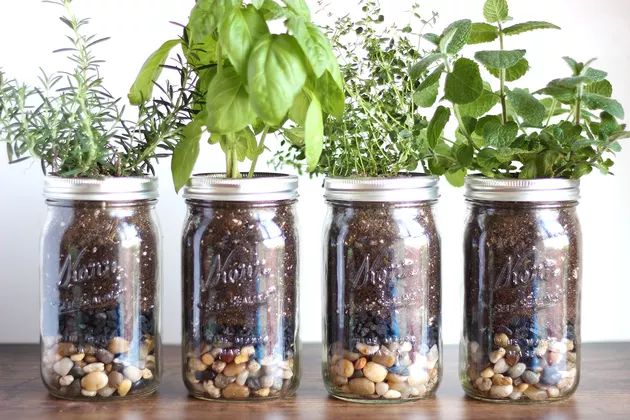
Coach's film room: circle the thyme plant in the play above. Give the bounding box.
[277,0,441,178]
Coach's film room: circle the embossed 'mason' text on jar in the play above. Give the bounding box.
[460,177,581,404]
[323,175,442,404]
[181,174,300,401]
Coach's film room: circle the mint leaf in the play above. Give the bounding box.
[582,93,625,119]
[475,49,526,69]
[427,106,451,148]
[486,58,530,81]
[414,80,440,108]
[440,19,472,55]
[502,21,560,36]
[459,88,499,118]
[483,0,509,23]
[583,67,608,83]
[445,169,467,187]
[468,22,499,44]
[410,53,442,80]
[445,58,483,105]
[586,80,613,97]
[507,88,546,126]
[483,120,519,147]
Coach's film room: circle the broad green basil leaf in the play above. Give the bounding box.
[128,39,180,105]
[305,96,323,171]
[427,106,451,148]
[284,127,305,146]
[206,66,256,133]
[248,34,308,125]
[289,90,310,126]
[252,0,265,8]
[219,5,269,76]
[189,0,236,44]
[288,17,333,78]
[475,49,526,69]
[172,120,202,192]
[313,69,344,118]
[507,88,546,126]
[445,58,483,105]
[281,0,311,18]
[183,36,218,69]
[468,22,499,44]
[502,21,560,36]
[483,0,509,23]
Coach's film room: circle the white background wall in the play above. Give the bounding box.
[1,0,629,345]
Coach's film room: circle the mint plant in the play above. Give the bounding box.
[0,0,192,178]
[411,0,629,184]
[130,0,344,189]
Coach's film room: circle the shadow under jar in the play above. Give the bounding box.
[461,177,582,403]
[322,176,442,403]
[182,174,300,401]
[40,177,161,400]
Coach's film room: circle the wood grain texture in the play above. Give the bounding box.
[0,343,628,419]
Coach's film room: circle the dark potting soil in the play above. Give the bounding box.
[325,201,441,351]
[182,200,298,360]
[463,201,581,367]
[42,201,159,344]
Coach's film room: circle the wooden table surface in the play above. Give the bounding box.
[0,343,629,419]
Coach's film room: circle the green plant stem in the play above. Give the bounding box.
[497,24,508,124]
[248,126,269,178]
[575,84,583,125]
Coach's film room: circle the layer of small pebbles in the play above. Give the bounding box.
[42,334,157,399]
[186,343,296,400]
[328,341,440,400]
[466,333,578,401]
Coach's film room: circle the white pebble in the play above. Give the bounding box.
[53,358,73,377]
[123,366,143,383]
[384,389,402,399]
[375,382,389,396]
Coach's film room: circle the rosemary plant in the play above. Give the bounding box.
[0,0,193,178]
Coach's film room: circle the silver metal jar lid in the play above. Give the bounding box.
[183,173,299,202]
[465,177,580,202]
[44,176,159,201]
[324,175,439,202]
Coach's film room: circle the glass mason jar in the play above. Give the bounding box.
[322,176,442,403]
[40,177,161,400]
[181,174,300,401]
[460,177,581,403]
